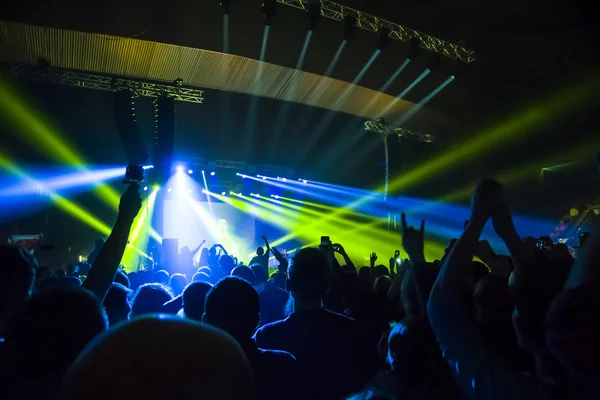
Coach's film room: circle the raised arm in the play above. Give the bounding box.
[190,240,206,257]
[401,213,428,316]
[333,243,354,269]
[492,199,534,277]
[262,236,271,254]
[82,183,142,302]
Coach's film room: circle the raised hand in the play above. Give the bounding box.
[401,212,425,262]
[471,178,503,223]
[370,252,378,266]
[333,243,345,254]
[119,183,142,222]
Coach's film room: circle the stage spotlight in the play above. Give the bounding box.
[202,189,207,194]
[377,27,390,50]
[143,165,154,170]
[250,193,255,197]
[282,177,287,182]
[210,171,216,176]
[241,174,247,178]
[238,192,243,196]
[275,195,279,199]
[301,179,307,184]
[220,0,233,14]
[262,0,276,25]
[167,188,172,192]
[188,169,194,174]
[408,38,422,60]
[306,2,321,31]
[221,191,227,196]
[343,15,357,40]
[143,186,148,191]
[153,185,160,191]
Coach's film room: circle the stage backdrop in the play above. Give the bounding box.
[163,199,255,262]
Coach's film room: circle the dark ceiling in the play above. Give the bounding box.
[0,0,598,198]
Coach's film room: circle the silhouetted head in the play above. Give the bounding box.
[192,272,211,283]
[256,247,265,257]
[94,239,105,249]
[3,288,107,399]
[271,271,287,290]
[372,265,389,281]
[473,274,512,324]
[182,281,213,322]
[231,266,256,286]
[219,255,236,276]
[358,266,371,288]
[0,245,36,323]
[114,270,130,288]
[373,275,392,299]
[61,316,255,400]
[153,270,169,285]
[511,258,571,353]
[169,273,188,296]
[130,283,173,317]
[286,248,331,303]
[203,277,260,340]
[250,264,267,286]
[55,269,66,278]
[103,283,132,327]
[198,266,212,275]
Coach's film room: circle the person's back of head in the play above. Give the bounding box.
[130,283,173,317]
[373,275,392,299]
[0,245,36,324]
[371,265,389,282]
[182,281,213,322]
[231,265,256,286]
[219,255,236,276]
[286,247,331,303]
[250,264,267,286]
[271,271,287,290]
[153,269,169,285]
[256,247,265,256]
[114,270,130,288]
[61,316,255,400]
[3,287,107,399]
[198,266,212,275]
[103,283,132,326]
[55,268,66,278]
[169,273,188,295]
[192,271,211,282]
[203,277,260,340]
[358,266,371,289]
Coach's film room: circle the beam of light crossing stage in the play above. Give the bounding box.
[297,49,382,161]
[273,74,600,246]
[393,75,454,126]
[121,187,159,269]
[201,170,213,215]
[223,14,230,54]
[288,40,348,139]
[377,68,431,119]
[0,167,125,197]
[244,25,272,154]
[320,59,413,171]
[271,30,314,150]
[0,76,123,210]
[260,25,271,62]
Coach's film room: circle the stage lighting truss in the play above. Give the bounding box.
[10,65,205,104]
[364,120,437,143]
[277,0,475,63]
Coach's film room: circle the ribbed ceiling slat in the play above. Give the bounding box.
[0,20,452,133]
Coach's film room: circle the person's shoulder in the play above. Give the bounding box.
[323,309,357,323]
[257,317,288,333]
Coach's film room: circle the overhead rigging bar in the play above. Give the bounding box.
[278,0,475,63]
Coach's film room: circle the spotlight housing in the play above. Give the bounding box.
[221,191,227,196]
[306,3,321,31]
[210,171,216,176]
[262,0,277,25]
[188,169,194,174]
[143,186,148,191]
[377,27,390,50]
[343,15,357,40]
[220,0,233,14]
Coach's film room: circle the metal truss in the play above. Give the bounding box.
[9,65,205,104]
[364,120,437,143]
[278,0,475,63]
